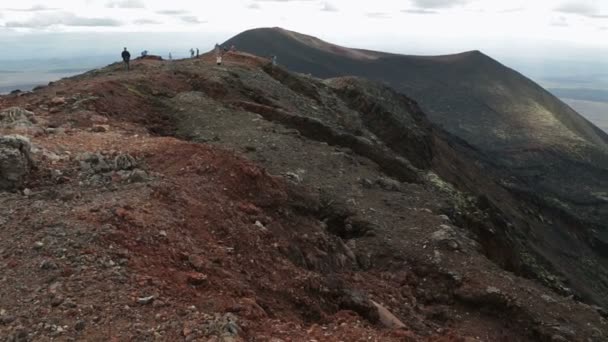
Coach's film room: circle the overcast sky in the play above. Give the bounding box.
[0,0,607,61]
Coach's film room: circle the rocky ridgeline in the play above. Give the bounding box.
[0,53,606,341]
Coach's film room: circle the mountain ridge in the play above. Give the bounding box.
[224,26,608,242]
[0,38,607,340]
[225,27,608,151]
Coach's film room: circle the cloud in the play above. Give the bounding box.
[411,0,469,9]
[556,2,608,18]
[133,19,162,25]
[499,7,525,13]
[366,12,391,19]
[401,9,438,14]
[247,3,261,9]
[156,10,189,15]
[321,2,338,12]
[5,5,60,12]
[5,12,123,28]
[180,16,207,24]
[551,16,569,27]
[106,0,145,9]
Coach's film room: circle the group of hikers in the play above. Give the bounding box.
[120,44,278,71]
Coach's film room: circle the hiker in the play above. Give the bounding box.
[272,55,277,66]
[214,43,220,56]
[196,48,200,58]
[121,47,131,71]
[216,54,223,66]
[190,48,195,58]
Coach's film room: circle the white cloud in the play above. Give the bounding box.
[411,0,469,9]
[180,16,206,24]
[5,5,60,12]
[5,11,122,28]
[106,0,145,9]
[0,0,606,52]
[366,12,391,19]
[156,9,189,15]
[134,18,162,25]
[402,9,438,14]
[556,1,608,18]
[321,2,338,12]
[551,16,569,27]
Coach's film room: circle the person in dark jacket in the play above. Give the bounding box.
[121,48,131,71]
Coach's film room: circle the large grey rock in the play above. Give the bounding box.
[114,154,137,171]
[78,152,112,173]
[0,107,35,128]
[0,135,32,190]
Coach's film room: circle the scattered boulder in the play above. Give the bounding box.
[430,224,473,251]
[376,177,402,191]
[91,124,110,133]
[78,153,112,173]
[114,154,137,170]
[50,97,67,106]
[186,272,208,286]
[137,296,155,305]
[371,300,406,329]
[338,289,380,324]
[0,107,35,128]
[201,313,240,339]
[0,135,33,191]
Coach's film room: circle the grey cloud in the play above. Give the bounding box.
[412,0,468,9]
[5,5,60,12]
[5,12,123,28]
[556,2,608,18]
[402,9,438,14]
[156,10,189,15]
[181,16,207,24]
[106,0,145,9]
[321,2,338,12]
[133,19,162,25]
[247,3,261,9]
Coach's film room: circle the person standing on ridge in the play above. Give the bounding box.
[190,48,195,58]
[196,48,200,58]
[121,47,131,71]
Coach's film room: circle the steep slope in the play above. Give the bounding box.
[224,27,608,233]
[1,54,607,340]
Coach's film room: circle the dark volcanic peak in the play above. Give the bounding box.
[226,26,608,238]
